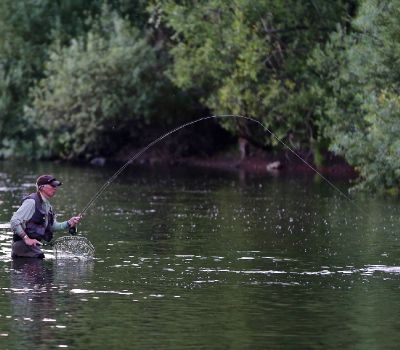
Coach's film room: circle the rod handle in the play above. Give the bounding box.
[69,226,77,235]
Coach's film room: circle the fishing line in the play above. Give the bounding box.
[78,114,353,218]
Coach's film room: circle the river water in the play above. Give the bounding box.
[0,160,399,349]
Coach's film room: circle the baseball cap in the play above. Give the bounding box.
[36,175,62,187]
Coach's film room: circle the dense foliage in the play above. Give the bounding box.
[0,0,111,157]
[311,0,400,192]
[27,8,161,159]
[1,0,400,192]
[0,0,149,158]
[160,0,353,152]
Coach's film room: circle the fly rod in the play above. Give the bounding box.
[76,114,353,224]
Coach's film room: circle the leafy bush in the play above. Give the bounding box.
[0,0,120,158]
[311,0,400,192]
[27,7,161,159]
[159,0,353,153]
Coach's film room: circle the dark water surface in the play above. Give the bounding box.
[0,160,399,349]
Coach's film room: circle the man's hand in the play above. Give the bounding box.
[68,216,82,228]
[23,236,41,247]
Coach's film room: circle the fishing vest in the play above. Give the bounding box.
[13,192,54,242]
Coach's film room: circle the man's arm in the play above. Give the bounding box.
[10,199,35,239]
[52,219,68,231]
[52,215,81,231]
[10,199,41,246]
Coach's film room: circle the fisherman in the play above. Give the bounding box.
[10,174,81,259]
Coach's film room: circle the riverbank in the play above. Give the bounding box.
[180,154,358,179]
[94,121,357,181]
[110,144,358,181]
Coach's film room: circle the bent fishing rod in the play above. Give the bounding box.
[73,114,353,231]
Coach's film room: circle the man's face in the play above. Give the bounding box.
[40,184,58,198]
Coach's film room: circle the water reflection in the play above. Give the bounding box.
[1,161,400,349]
[9,258,93,348]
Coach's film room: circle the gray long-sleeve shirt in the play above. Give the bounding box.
[10,195,68,238]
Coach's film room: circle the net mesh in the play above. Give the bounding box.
[52,236,95,259]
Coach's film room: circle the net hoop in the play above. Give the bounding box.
[52,236,95,260]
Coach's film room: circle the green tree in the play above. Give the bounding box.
[27,7,163,159]
[311,0,400,192]
[0,0,105,157]
[0,0,150,158]
[158,0,354,161]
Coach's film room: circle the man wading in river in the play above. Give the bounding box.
[10,175,81,259]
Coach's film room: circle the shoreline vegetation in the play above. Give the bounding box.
[1,1,399,192]
[106,136,358,181]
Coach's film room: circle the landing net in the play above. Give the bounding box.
[52,236,95,259]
